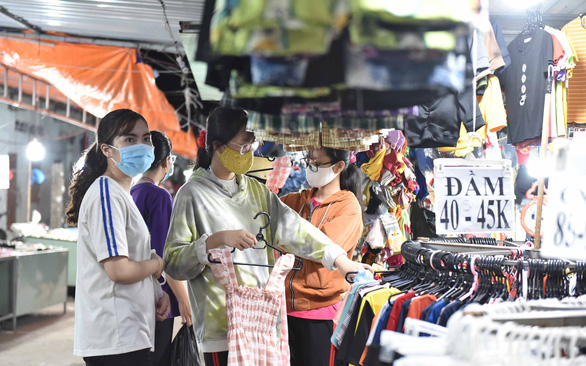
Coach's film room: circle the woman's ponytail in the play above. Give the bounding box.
[65,143,108,226]
[339,163,364,210]
[324,148,365,213]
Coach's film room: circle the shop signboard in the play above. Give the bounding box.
[434,159,514,234]
[543,143,586,260]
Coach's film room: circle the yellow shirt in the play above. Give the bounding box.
[563,17,586,124]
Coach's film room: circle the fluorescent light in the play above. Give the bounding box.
[47,20,62,26]
[26,138,46,162]
[97,4,109,8]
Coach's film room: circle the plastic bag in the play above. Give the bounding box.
[170,324,201,366]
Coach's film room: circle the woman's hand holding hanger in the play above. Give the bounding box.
[206,230,258,252]
[334,255,373,280]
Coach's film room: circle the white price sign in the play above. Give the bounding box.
[543,143,586,260]
[434,159,515,234]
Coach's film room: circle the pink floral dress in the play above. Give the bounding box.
[209,248,294,366]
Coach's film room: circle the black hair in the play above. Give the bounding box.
[148,130,172,171]
[196,106,248,169]
[66,109,147,226]
[322,148,364,211]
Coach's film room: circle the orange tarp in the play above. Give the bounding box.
[0,36,197,159]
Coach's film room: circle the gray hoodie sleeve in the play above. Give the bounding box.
[265,186,346,271]
[164,186,209,280]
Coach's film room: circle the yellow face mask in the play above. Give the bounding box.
[218,146,254,175]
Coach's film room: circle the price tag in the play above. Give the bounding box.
[543,143,586,260]
[434,159,514,234]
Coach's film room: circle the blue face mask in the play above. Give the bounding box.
[162,163,174,182]
[108,144,155,178]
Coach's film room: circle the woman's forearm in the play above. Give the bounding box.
[103,257,159,284]
[166,274,190,303]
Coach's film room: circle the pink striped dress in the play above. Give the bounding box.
[209,248,294,366]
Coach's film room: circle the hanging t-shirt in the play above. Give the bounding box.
[74,176,157,357]
[491,19,511,70]
[499,29,553,144]
[563,16,586,124]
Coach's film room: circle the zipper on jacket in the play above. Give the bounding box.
[289,201,331,311]
[289,265,297,310]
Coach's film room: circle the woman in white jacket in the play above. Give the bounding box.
[66,109,170,366]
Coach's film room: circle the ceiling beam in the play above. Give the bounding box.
[0,5,44,34]
[0,28,181,53]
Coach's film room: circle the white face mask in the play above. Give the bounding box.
[305,165,340,188]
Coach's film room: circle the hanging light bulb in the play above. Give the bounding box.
[26,138,46,162]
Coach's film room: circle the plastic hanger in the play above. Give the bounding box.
[208,211,303,271]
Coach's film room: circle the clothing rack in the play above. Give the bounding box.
[406,240,575,269]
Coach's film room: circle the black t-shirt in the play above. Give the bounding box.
[499,29,553,144]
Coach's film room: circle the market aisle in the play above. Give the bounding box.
[0,298,83,366]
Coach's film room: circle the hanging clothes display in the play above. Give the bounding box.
[187,0,485,152]
[376,297,586,365]
[337,240,585,366]
[499,28,553,145]
[209,248,295,366]
[562,15,586,125]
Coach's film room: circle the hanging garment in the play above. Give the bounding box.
[209,248,295,366]
[209,0,347,56]
[345,46,467,92]
[483,23,506,71]
[405,84,486,148]
[499,29,553,144]
[265,156,292,194]
[438,75,507,152]
[545,25,575,71]
[563,16,586,124]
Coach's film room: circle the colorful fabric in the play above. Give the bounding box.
[562,17,586,124]
[209,248,295,366]
[349,0,477,25]
[361,149,386,181]
[345,45,467,92]
[230,71,332,99]
[287,301,341,320]
[266,156,292,194]
[210,0,348,56]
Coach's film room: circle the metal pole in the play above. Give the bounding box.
[26,159,31,223]
[534,72,553,249]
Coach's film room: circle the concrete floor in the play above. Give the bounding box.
[0,298,83,366]
[0,299,183,365]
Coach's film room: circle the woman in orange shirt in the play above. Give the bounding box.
[281,148,364,366]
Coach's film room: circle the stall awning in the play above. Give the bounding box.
[0,36,197,159]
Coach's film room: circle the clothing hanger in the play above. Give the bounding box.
[344,267,401,284]
[208,211,303,271]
